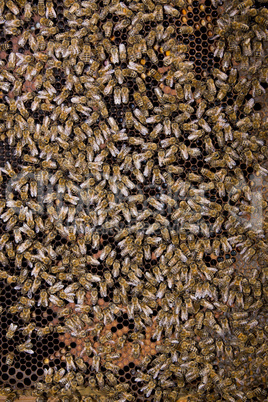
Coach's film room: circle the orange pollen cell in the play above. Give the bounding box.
[181,9,187,15]
[98,298,105,306]
[140,59,146,65]
[165,50,171,56]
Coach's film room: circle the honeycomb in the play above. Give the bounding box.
[0,0,267,401]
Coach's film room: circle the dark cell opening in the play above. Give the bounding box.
[2,358,11,371]
[16,371,23,379]
[24,378,31,386]
[254,103,261,111]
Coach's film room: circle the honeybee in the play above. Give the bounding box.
[17,339,34,354]
[63,353,76,373]
[6,323,18,340]
[217,83,230,101]
[36,288,49,308]
[127,45,138,63]
[214,39,225,58]
[111,86,121,105]
[252,78,265,98]
[42,367,54,385]
[108,46,119,65]
[115,42,126,64]
[142,28,155,47]
[36,0,46,15]
[70,358,86,376]
[207,78,217,96]
[5,0,19,14]
[5,352,14,366]
[140,380,156,398]
[21,322,36,337]
[89,354,100,373]
[214,68,228,82]
[146,48,158,65]
[100,19,112,38]
[117,86,128,106]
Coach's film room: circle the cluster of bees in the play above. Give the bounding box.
[0,0,267,400]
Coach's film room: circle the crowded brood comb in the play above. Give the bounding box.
[0,0,267,401]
